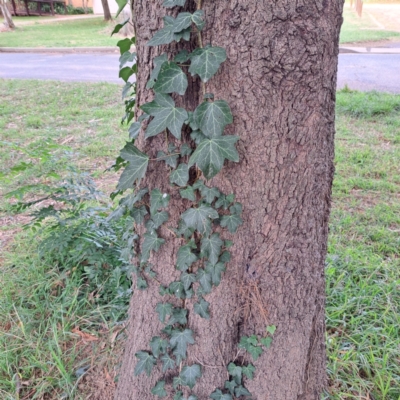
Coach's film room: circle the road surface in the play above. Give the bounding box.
[1,53,400,93]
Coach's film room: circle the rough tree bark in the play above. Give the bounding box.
[0,0,15,30]
[115,1,344,399]
[101,0,112,21]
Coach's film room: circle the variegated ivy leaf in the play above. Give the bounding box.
[179,364,202,389]
[201,233,223,265]
[163,0,186,7]
[141,230,165,262]
[151,380,167,398]
[170,164,189,187]
[141,93,188,139]
[169,329,195,360]
[147,53,168,89]
[134,351,156,376]
[188,136,239,180]
[189,45,227,82]
[176,240,198,271]
[194,100,233,138]
[150,189,170,215]
[117,143,149,190]
[153,62,188,96]
[181,204,219,235]
[193,297,210,319]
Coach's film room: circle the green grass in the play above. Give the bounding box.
[1,81,400,399]
[340,7,400,44]
[0,18,119,47]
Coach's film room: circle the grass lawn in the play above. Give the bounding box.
[0,18,119,47]
[340,6,400,44]
[0,80,399,399]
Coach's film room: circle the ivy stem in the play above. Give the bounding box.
[197,0,206,97]
[149,153,181,161]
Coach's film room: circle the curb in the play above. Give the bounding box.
[0,47,118,54]
[340,47,400,55]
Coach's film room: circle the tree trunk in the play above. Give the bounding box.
[101,0,111,21]
[0,0,15,30]
[115,1,344,399]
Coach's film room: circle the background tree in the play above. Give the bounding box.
[101,0,112,21]
[115,1,344,399]
[0,0,15,30]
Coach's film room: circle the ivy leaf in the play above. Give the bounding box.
[196,268,212,294]
[180,144,193,156]
[180,272,196,291]
[169,281,186,299]
[150,336,168,358]
[134,351,156,376]
[225,380,237,395]
[168,307,188,326]
[152,211,169,229]
[188,136,239,180]
[150,189,170,215]
[117,37,133,55]
[235,385,252,397]
[137,276,148,290]
[157,150,179,168]
[170,164,189,187]
[238,336,263,361]
[215,193,235,210]
[154,62,188,96]
[120,188,148,209]
[210,390,232,400]
[173,376,185,390]
[147,53,168,89]
[176,220,195,239]
[266,325,277,335]
[141,93,188,139]
[176,240,198,271]
[117,143,149,190]
[260,337,273,348]
[147,17,176,46]
[131,205,148,224]
[151,381,167,398]
[220,250,231,263]
[228,363,242,385]
[189,45,227,83]
[172,12,193,32]
[220,213,243,233]
[192,10,205,31]
[193,297,210,319]
[199,185,220,204]
[230,202,242,215]
[205,262,226,286]
[161,353,175,372]
[201,233,223,265]
[163,0,186,7]
[119,50,136,68]
[156,302,173,323]
[174,49,190,63]
[242,364,256,380]
[128,121,141,140]
[170,329,195,360]
[141,230,165,262]
[181,204,219,235]
[180,364,201,389]
[180,186,196,201]
[194,100,233,138]
[119,66,134,83]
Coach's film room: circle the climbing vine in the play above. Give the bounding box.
[112,0,276,398]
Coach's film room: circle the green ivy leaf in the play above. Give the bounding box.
[176,240,198,271]
[141,230,165,262]
[156,302,173,323]
[194,100,233,138]
[157,150,179,168]
[161,353,175,372]
[181,204,219,235]
[154,62,188,96]
[220,213,243,233]
[163,0,186,7]
[188,136,239,180]
[150,189,170,215]
[172,12,193,32]
[193,297,210,319]
[180,186,196,201]
[235,385,252,397]
[117,37,133,55]
[170,164,189,187]
[266,325,277,335]
[196,268,212,294]
[238,336,263,361]
[137,276,148,290]
[224,380,237,395]
[170,329,195,360]
[120,188,148,209]
[168,307,188,325]
[169,281,186,299]
[117,143,149,190]
[220,250,231,263]
[174,49,190,63]
[180,143,192,156]
[189,45,227,83]
[180,272,196,291]
[119,66,134,83]
[260,337,273,348]
[112,17,129,36]
[131,205,148,224]
[147,53,168,89]
[128,121,141,140]
[141,93,188,139]
[176,220,195,239]
[119,50,136,68]
[199,185,220,204]
[122,82,133,99]
[134,351,156,376]
[201,233,223,265]
[147,17,177,46]
[190,130,206,145]
[242,364,256,380]
[150,336,168,358]
[192,10,205,31]
[210,390,232,400]
[205,262,226,286]
[173,376,185,390]
[151,380,167,398]
[228,363,242,385]
[180,364,201,389]
[215,193,235,210]
[152,211,169,228]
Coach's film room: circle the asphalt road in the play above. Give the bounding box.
[1,53,400,93]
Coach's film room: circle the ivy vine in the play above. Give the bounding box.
[112,1,276,398]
